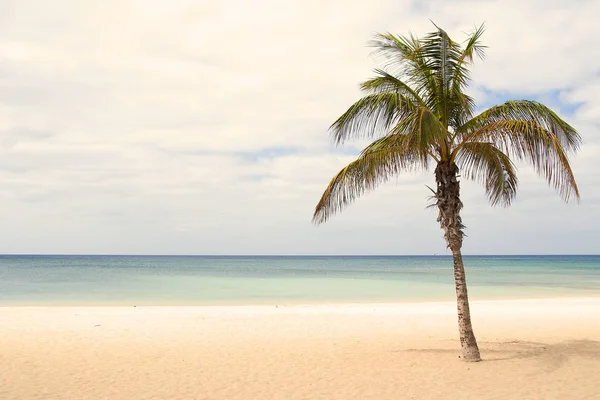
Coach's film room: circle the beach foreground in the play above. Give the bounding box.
[1,298,600,399]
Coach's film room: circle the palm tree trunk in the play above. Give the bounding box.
[435,162,481,362]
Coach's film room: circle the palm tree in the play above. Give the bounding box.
[312,24,581,362]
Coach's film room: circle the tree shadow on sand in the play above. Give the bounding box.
[402,339,600,371]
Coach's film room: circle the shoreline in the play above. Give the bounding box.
[2,294,599,307]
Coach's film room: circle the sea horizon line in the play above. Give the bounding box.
[0,254,598,257]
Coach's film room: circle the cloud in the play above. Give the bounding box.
[0,0,598,254]
[0,127,54,150]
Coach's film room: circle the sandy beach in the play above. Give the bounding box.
[1,298,600,399]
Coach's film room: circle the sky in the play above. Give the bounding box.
[0,0,598,255]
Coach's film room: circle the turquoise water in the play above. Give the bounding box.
[0,255,599,305]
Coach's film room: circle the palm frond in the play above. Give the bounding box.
[457,23,487,63]
[330,92,418,145]
[313,134,427,224]
[455,142,518,206]
[448,24,486,128]
[459,100,580,150]
[368,24,486,131]
[391,106,448,155]
[422,26,454,124]
[419,25,467,126]
[370,32,438,111]
[360,69,426,106]
[456,100,581,201]
[447,92,477,131]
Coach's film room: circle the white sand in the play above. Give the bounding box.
[1,298,600,399]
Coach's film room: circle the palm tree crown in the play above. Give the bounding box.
[313,24,580,224]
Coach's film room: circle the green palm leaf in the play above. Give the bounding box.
[360,69,426,105]
[448,24,486,128]
[330,92,418,145]
[456,100,580,201]
[455,142,518,206]
[370,32,438,111]
[313,134,427,224]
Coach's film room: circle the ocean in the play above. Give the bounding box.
[0,255,599,305]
